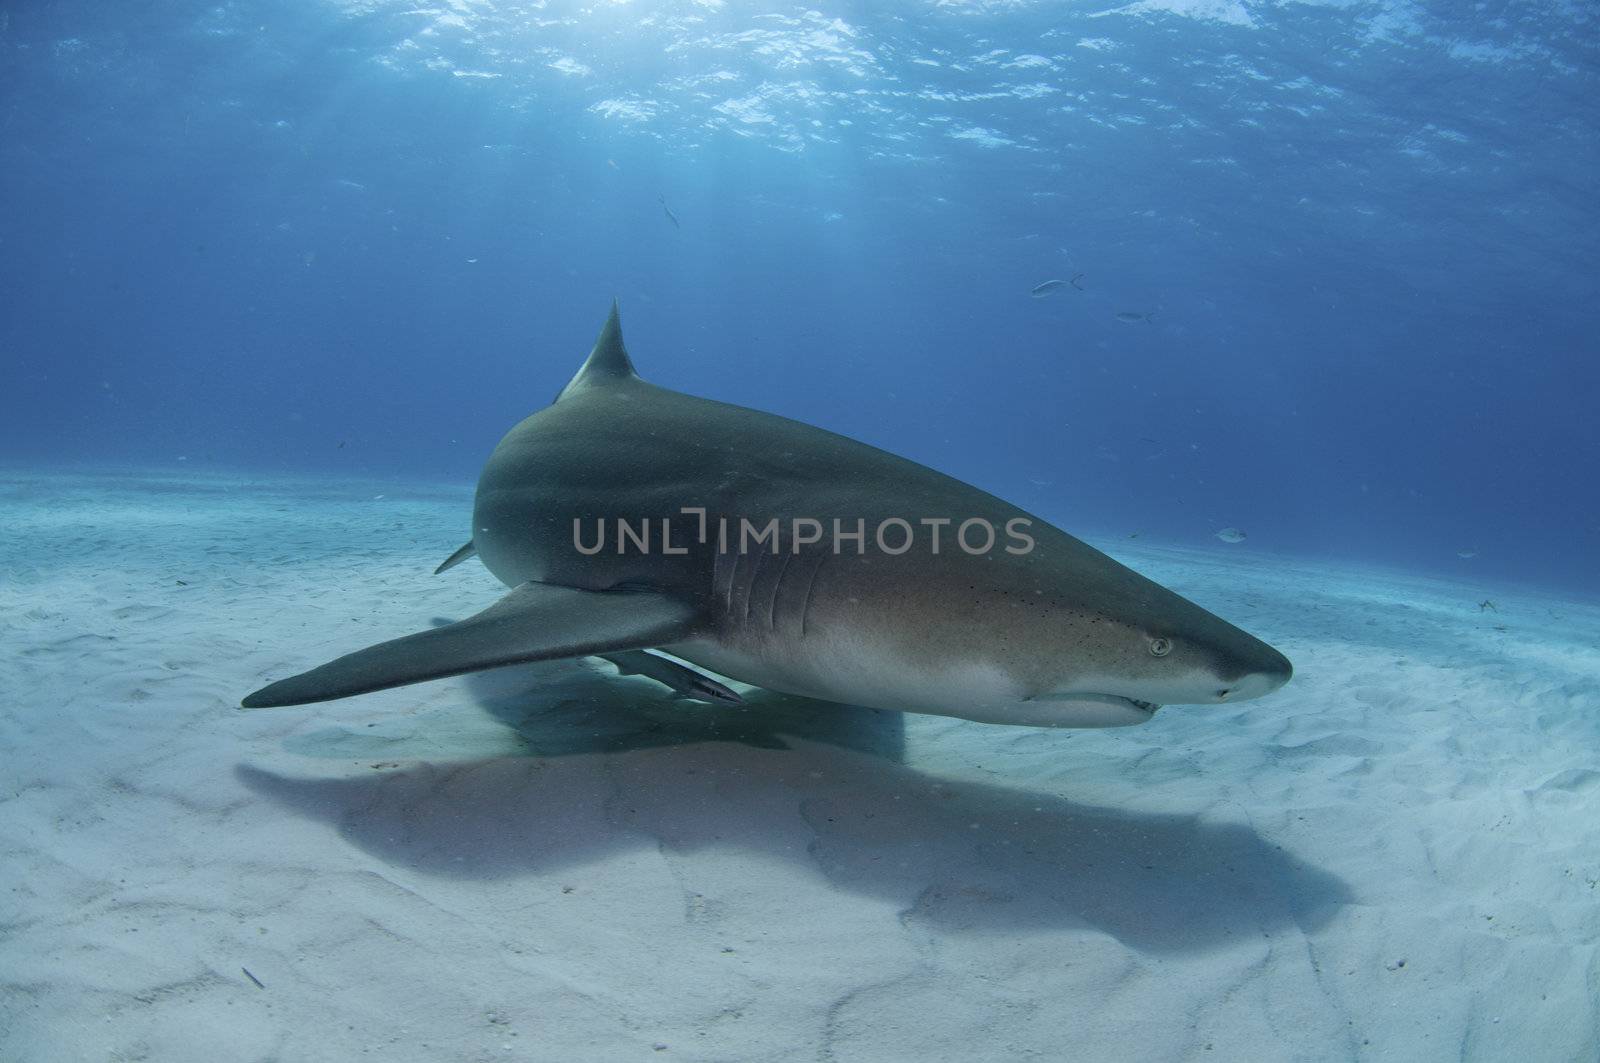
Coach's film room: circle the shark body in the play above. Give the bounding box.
[243,305,1291,727]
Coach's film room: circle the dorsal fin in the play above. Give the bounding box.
[556,300,637,402]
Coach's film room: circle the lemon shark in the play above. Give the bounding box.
[243,304,1291,727]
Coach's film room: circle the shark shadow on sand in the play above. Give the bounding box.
[241,656,1349,955]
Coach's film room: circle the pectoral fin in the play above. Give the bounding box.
[242,582,700,708]
[433,541,477,574]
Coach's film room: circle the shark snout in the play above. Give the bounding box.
[1213,639,1293,703]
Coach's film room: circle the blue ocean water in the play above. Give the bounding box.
[2,0,1596,593]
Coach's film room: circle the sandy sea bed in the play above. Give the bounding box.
[1,470,1597,1062]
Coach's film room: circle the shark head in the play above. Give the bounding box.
[1020,585,1294,727]
[782,529,1293,730]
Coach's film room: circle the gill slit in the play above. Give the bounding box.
[798,550,825,639]
[744,547,766,623]
[713,541,737,620]
[767,551,795,633]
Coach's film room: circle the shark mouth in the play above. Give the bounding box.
[1111,696,1162,719]
[1031,692,1163,727]
[1046,693,1160,711]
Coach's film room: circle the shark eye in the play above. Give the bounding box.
[1149,637,1172,657]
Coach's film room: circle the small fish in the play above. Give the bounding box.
[1478,599,1497,612]
[1456,549,1477,559]
[1116,310,1154,324]
[1030,279,1068,298]
[1215,527,1246,544]
[659,195,680,230]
